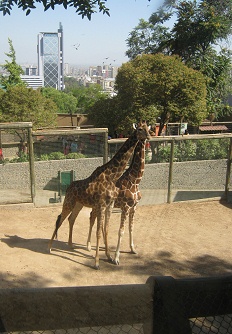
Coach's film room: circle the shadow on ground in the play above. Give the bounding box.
[1,233,232,287]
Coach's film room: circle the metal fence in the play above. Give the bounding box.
[0,123,108,206]
[0,122,34,204]
[0,122,231,206]
[1,275,232,334]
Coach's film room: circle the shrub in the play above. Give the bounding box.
[196,139,228,160]
[149,138,229,163]
[48,152,66,160]
[176,141,196,161]
[66,152,86,159]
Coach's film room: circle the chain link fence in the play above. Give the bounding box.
[0,122,34,204]
[0,122,231,206]
[0,124,108,206]
[1,276,232,334]
[148,276,232,334]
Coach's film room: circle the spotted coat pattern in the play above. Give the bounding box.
[48,122,150,269]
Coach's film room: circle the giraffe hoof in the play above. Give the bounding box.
[114,259,120,265]
[94,265,100,270]
[87,242,92,252]
[131,250,137,254]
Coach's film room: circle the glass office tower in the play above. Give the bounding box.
[37,23,64,90]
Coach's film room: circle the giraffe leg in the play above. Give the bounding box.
[104,202,114,262]
[95,207,105,269]
[114,209,127,265]
[68,202,83,248]
[87,209,97,251]
[48,208,70,252]
[129,206,137,254]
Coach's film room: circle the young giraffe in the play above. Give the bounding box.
[86,136,148,265]
[48,121,150,269]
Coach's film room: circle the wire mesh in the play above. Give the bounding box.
[33,132,105,159]
[0,125,231,206]
[185,276,232,334]
[150,137,229,163]
[1,277,232,334]
[190,315,232,334]
[0,127,31,204]
[3,324,145,334]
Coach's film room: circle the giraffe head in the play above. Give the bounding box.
[133,120,151,142]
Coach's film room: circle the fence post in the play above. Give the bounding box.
[167,140,174,203]
[104,129,109,164]
[225,137,232,201]
[146,276,192,334]
[27,126,36,204]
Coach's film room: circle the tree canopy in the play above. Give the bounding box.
[65,82,107,113]
[0,0,110,17]
[126,0,232,120]
[127,0,232,60]
[88,96,122,137]
[41,87,78,114]
[0,0,151,17]
[0,86,57,129]
[89,54,207,136]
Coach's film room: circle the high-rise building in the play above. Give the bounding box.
[37,23,64,90]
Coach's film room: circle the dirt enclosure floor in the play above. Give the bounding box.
[0,199,232,289]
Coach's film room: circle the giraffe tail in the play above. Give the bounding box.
[54,214,62,239]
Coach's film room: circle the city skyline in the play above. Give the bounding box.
[0,0,161,68]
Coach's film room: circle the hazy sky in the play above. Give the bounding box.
[0,0,163,68]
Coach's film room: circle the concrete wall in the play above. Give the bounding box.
[141,159,228,190]
[0,158,228,191]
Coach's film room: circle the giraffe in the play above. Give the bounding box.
[86,135,148,265]
[48,121,150,269]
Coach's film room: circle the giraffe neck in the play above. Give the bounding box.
[121,140,146,184]
[91,130,139,182]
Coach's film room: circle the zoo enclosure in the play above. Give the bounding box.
[0,275,232,334]
[0,122,231,206]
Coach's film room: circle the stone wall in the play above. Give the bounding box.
[0,158,228,191]
[141,159,228,190]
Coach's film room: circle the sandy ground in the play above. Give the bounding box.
[0,199,232,289]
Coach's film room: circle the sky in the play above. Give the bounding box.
[0,0,164,68]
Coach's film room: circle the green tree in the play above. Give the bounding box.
[64,77,80,91]
[167,0,232,60]
[115,54,207,135]
[88,96,122,136]
[0,86,57,129]
[126,0,232,120]
[0,38,25,90]
[126,18,171,60]
[41,87,78,114]
[0,0,111,17]
[127,1,232,60]
[192,47,232,119]
[68,84,107,113]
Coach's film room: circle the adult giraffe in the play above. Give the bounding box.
[48,121,150,269]
[86,135,148,265]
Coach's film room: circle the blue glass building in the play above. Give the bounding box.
[37,23,64,90]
